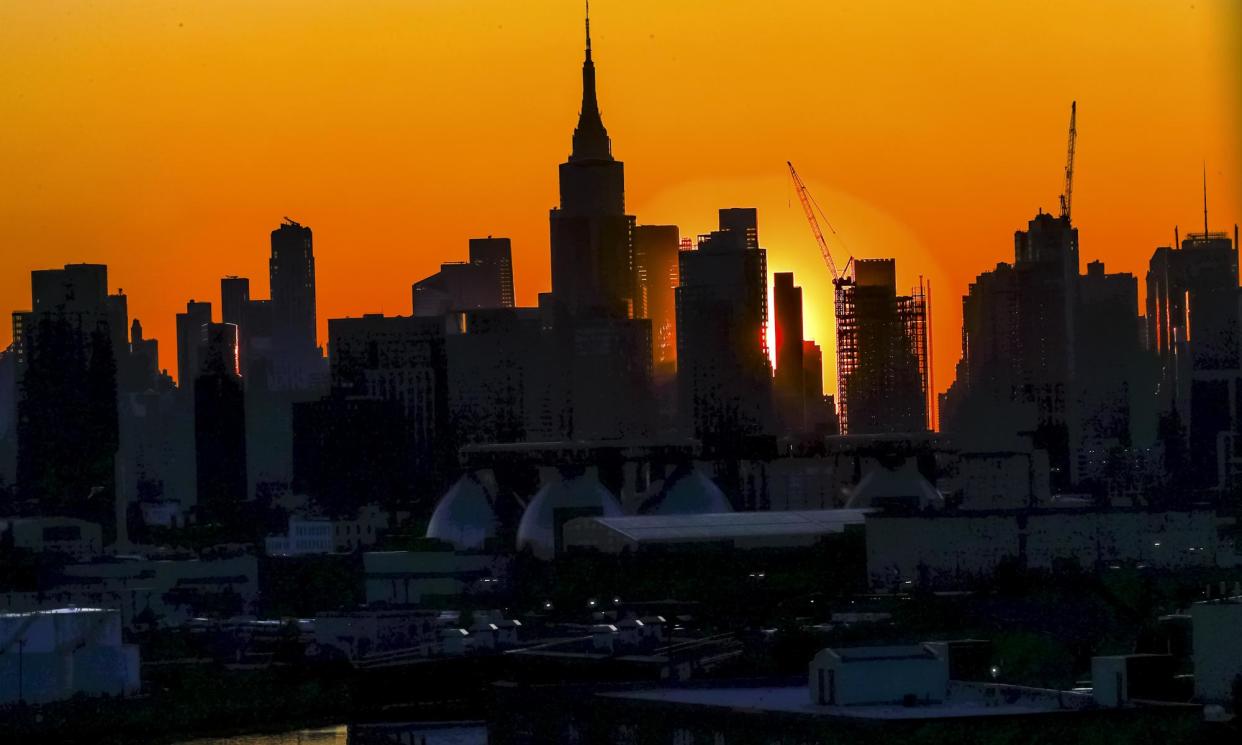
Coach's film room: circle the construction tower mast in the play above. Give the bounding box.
[1059,101,1077,222]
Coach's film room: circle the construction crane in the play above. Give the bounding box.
[787,161,851,284]
[1058,101,1077,222]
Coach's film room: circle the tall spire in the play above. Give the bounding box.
[1203,162,1209,236]
[570,0,612,161]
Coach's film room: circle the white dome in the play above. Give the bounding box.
[516,473,622,560]
[640,466,732,515]
[426,474,499,550]
[846,459,943,511]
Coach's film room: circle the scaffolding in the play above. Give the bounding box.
[898,281,932,428]
[834,267,931,435]
[833,274,857,433]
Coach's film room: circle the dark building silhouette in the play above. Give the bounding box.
[835,259,928,435]
[532,9,656,441]
[293,394,410,518]
[116,317,180,510]
[175,300,213,389]
[193,322,246,524]
[802,340,838,436]
[220,276,250,328]
[115,317,181,509]
[675,210,772,448]
[0,346,16,490]
[773,272,806,434]
[14,264,120,526]
[1075,260,1153,492]
[941,212,1078,489]
[1145,225,1241,495]
[325,314,451,507]
[569,317,654,440]
[126,319,160,391]
[549,11,635,319]
[470,237,516,309]
[446,308,565,445]
[633,225,681,376]
[719,208,760,249]
[269,218,321,385]
[413,238,515,317]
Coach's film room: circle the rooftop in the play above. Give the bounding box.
[827,645,938,663]
[603,683,1090,721]
[581,510,871,543]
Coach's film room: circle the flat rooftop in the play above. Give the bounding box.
[586,510,871,543]
[602,684,1089,721]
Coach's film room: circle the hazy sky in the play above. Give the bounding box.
[2,1,1239,401]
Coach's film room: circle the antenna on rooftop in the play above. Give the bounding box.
[1202,163,1209,236]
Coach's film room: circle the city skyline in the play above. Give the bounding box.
[1,1,1239,398]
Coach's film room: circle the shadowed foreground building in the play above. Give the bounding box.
[14,264,121,526]
[1145,226,1241,496]
[412,237,516,316]
[774,272,806,434]
[297,313,451,514]
[193,322,246,525]
[676,209,772,448]
[632,224,680,377]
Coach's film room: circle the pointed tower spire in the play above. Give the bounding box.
[1203,162,1210,236]
[570,0,612,161]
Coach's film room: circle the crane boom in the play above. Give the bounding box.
[787,161,840,281]
[1059,101,1077,221]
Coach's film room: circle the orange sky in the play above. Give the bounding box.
[2,1,1239,408]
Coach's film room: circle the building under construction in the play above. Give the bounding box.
[835,258,931,435]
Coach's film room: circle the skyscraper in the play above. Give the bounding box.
[469,237,515,309]
[942,211,1079,488]
[802,340,838,435]
[773,272,806,434]
[549,8,635,319]
[194,322,246,524]
[175,300,212,388]
[15,264,120,525]
[327,314,451,502]
[412,237,516,317]
[446,308,564,445]
[676,210,772,448]
[633,224,680,376]
[1075,260,1150,492]
[220,276,251,328]
[1145,225,1241,496]
[542,8,654,440]
[269,218,319,368]
[835,259,928,435]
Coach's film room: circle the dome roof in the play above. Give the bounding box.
[846,459,943,511]
[425,473,500,551]
[516,472,622,560]
[640,466,732,515]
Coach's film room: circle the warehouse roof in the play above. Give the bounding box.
[577,509,870,544]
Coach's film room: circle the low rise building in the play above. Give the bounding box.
[563,509,870,554]
[266,505,387,556]
[1189,596,1242,706]
[867,509,1224,590]
[0,554,260,628]
[364,550,506,607]
[0,517,103,560]
[313,609,444,660]
[809,645,949,706]
[0,608,140,705]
